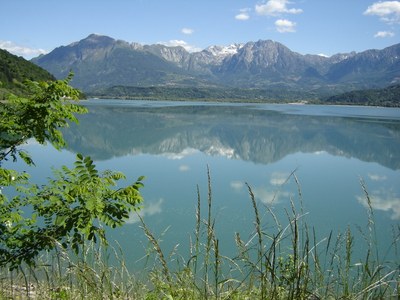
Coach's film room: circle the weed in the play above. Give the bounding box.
[0,171,398,299]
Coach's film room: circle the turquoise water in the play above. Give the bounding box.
[8,100,400,271]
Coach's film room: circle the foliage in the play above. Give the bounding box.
[90,83,400,106]
[0,76,144,270]
[323,84,400,107]
[0,74,86,162]
[89,85,319,102]
[0,49,55,99]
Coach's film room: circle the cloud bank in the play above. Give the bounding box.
[255,0,303,16]
[236,8,251,20]
[0,40,47,59]
[275,19,297,32]
[254,0,301,33]
[374,30,395,38]
[364,1,400,23]
[181,28,194,35]
[159,40,201,52]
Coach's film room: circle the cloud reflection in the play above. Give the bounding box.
[270,172,290,186]
[356,190,400,220]
[367,173,387,182]
[179,164,190,172]
[253,186,292,204]
[162,148,199,160]
[230,173,293,204]
[127,198,164,224]
[230,180,245,191]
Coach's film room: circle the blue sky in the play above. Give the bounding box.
[1,0,399,59]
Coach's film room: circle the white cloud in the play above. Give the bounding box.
[374,30,395,38]
[236,12,250,20]
[255,0,303,16]
[159,40,202,52]
[236,8,251,20]
[364,1,400,23]
[0,40,47,59]
[181,28,194,35]
[275,19,297,33]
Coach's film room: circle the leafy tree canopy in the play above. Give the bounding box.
[0,75,144,269]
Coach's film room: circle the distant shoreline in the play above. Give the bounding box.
[84,97,400,109]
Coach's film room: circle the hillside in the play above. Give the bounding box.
[325,84,400,107]
[32,34,400,100]
[91,85,319,102]
[0,48,55,99]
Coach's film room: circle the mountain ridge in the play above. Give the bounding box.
[31,34,400,99]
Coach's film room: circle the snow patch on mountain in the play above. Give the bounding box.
[205,44,244,58]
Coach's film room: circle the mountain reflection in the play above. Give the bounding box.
[62,103,400,170]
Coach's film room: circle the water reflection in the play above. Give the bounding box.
[63,102,400,170]
[356,189,400,220]
[127,198,164,224]
[32,101,400,267]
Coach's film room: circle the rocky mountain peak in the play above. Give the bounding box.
[143,44,190,66]
[70,34,118,49]
[204,44,244,58]
[221,39,303,73]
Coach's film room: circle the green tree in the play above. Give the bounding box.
[0,76,144,269]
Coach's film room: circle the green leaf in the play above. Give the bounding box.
[55,215,67,227]
[18,150,35,166]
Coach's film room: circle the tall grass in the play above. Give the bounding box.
[0,171,399,299]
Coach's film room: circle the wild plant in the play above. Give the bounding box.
[137,169,399,299]
[1,170,398,299]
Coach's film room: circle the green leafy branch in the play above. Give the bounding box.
[0,75,144,270]
[0,73,87,164]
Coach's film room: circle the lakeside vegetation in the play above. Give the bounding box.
[0,171,399,299]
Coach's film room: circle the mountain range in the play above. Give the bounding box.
[32,34,400,99]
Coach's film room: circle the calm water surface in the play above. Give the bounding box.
[14,100,400,271]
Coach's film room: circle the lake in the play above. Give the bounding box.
[12,99,400,272]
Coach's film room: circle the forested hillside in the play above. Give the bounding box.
[91,85,318,102]
[0,49,55,98]
[324,84,400,107]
